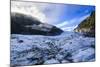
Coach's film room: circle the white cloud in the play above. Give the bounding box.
[58,14,90,31]
[56,21,69,28]
[11,1,69,25]
[11,1,46,23]
[11,1,67,24]
[34,3,69,24]
[61,25,77,31]
[11,1,92,32]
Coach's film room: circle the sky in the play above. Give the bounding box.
[11,1,95,31]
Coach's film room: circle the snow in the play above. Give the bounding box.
[44,59,60,64]
[72,48,95,62]
[10,32,95,66]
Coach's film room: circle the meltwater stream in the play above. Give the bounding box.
[11,31,95,66]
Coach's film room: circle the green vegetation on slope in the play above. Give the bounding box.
[77,11,95,29]
[74,11,95,37]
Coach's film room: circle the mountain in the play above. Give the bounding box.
[11,13,63,36]
[74,11,95,37]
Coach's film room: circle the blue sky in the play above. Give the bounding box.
[11,1,95,31]
[38,3,95,31]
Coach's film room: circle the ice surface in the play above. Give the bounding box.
[11,32,95,66]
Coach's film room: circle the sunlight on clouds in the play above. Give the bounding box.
[11,1,69,25]
[58,14,90,31]
[35,3,68,24]
[61,25,77,31]
[11,1,94,31]
[11,1,46,23]
[44,6,66,24]
[56,21,69,28]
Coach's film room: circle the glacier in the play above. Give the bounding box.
[10,32,95,66]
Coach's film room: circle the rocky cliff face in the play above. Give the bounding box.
[74,11,95,37]
[11,13,63,36]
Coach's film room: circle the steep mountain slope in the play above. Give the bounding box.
[74,11,95,37]
[11,13,63,36]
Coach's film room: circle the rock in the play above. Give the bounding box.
[11,13,63,36]
[74,11,95,37]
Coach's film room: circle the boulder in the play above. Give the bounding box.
[11,13,63,36]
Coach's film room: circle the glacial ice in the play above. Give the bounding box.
[10,32,95,66]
